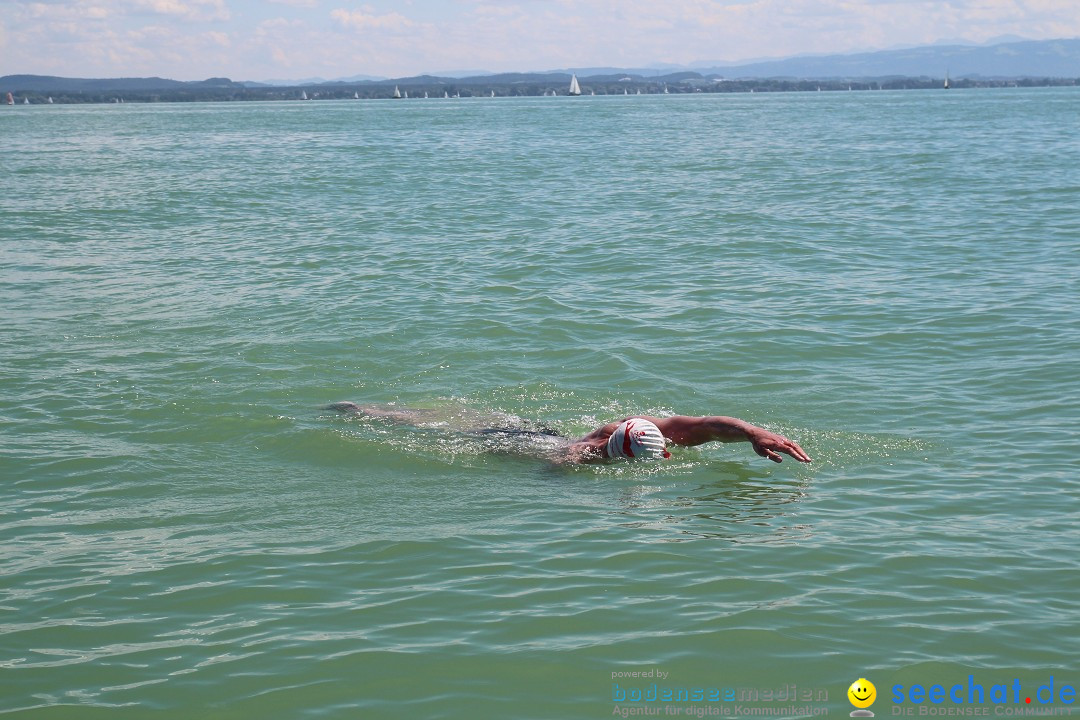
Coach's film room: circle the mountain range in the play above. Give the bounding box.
[692,37,1080,79]
[3,37,1077,94]
[252,37,1080,86]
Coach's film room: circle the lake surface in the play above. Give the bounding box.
[2,88,1078,719]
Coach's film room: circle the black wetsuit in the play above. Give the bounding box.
[474,427,563,438]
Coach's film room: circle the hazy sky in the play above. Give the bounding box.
[4,0,1079,81]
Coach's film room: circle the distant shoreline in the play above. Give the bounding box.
[5,76,1078,104]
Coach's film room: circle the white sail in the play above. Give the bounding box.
[444,91,449,98]
[301,91,308,100]
[490,90,495,98]
[393,85,401,99]
[568,74,581,96]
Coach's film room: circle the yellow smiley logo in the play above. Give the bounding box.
[848,678,877,709]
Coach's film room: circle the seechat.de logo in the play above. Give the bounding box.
[849,678,877,717]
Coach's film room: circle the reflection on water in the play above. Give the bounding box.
[612,468,814,544]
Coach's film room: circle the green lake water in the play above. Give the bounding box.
[2,88,1078,718]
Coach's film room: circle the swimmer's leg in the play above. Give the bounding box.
[325,401,363,414]
[325,402,437,425]
[327,402,562,441]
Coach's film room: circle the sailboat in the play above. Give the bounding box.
[568,74,581,96]
[403,90,409,98]
[300,90,308,100]
[944,70,950,89]
[424,91,429,98]
[444,91,449,99]
[5,92,13,105]
[490,90,495,98]
[354,92,360,99]
[48,97,54,104]
[24,97,30,104]
[393,85,401,99]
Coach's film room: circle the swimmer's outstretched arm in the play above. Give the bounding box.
[562,415,810,464]
[646,415,811,463]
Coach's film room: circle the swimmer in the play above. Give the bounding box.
[328,402,811,465]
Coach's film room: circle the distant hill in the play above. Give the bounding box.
[422,69,494,79]
[0,75,246,92]
[696,38,1080,79]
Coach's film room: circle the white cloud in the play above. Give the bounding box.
[330,7,415,32]
[4,0,1080,81]
[206,30,231,46]
[21,1,116,22]
[132,0,232,22]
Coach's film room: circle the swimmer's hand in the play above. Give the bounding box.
[747,427,812,463]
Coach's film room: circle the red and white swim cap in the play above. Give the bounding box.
[606,418,671,460]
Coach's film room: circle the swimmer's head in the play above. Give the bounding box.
[606,418,671,461]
